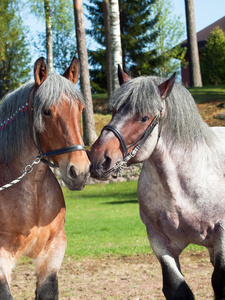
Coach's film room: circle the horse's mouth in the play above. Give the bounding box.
[90,165,111,181]
[62,173,90,191]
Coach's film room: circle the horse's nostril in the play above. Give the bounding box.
[102,156,112,170]
[69,165,77,179]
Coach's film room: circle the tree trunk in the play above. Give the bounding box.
[184,0,202,87]
[44,0,53,74]
[103,0,113,98]
[73,0,97,146]
[109,0,122,91]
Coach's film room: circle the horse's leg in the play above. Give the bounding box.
[34,232,66,300]
[211,227,225,299]
[160,254,194,300]
[147,229,194,300]
[35,272,58,300]
[0,252,13,300]
[208,247,214,266]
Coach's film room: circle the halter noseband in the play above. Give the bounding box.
[35,131,86,168]
[101,113,161,177]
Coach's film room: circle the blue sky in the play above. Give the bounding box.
[171,0,224,33]
[23,0,225,69]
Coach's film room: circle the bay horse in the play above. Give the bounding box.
[0,57,89,299]
[89,66,225,299]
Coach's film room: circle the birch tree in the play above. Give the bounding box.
[184,0,202,87]
[109,0,122,91]
[73,0,97,145]
[85,0,159,92]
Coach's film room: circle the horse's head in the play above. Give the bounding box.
[32,57,90,190]
[89,66,175,180]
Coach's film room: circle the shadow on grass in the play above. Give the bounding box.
[103,199,138,205]
[189,85,225,104]
[73,191,138,200]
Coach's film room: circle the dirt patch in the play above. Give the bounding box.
[11,251,214,299]
[197,101,225,126]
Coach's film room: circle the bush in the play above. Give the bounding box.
[201,26,225,85]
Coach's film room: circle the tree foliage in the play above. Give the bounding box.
[85,0,159,93]
[0,0,31,98]
[119,0,159,75]
[201,27,225,85]
[85,0,186,93]
[28,0,76,74]
[151,0,187,77]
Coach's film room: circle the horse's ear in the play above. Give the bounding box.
[63,56,79,84]
[157,72,176,99]
[118,65,131,86]
[34,57,48,90]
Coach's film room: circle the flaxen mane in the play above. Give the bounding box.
[109,76,217,147]
[0,74,84,163]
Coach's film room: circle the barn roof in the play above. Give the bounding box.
[181,16,225,50]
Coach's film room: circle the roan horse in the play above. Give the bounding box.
[89,66,225,299]
[0,57,89,299]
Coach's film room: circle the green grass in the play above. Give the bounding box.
[94,113,111,135]
[92,93,108,100]
[64,181,151,259]
[63,181,205,260]
[188,85,225,103]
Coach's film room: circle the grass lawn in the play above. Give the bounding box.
[188,85,225,103]
[63,181,204,260]
[64,181,151,259]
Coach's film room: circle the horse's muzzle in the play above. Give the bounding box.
[60,163,90,190]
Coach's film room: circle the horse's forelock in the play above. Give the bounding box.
[109,77,162,116]
[33,74,84,132]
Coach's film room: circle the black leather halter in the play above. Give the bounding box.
[103,115,159,158]
[35,131,86,168]
[101,114,160,177]
[31,107,86,168]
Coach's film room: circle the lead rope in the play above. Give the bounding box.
[0,156,41,191]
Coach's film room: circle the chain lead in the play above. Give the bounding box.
[0,156,41,191]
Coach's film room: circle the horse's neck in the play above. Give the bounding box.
[9,141,48,178]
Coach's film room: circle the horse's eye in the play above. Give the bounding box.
[43,109,52,117]
[141,116,149,123]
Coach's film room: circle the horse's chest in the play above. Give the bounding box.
[138,170,216,244]
[139,193,212,244]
